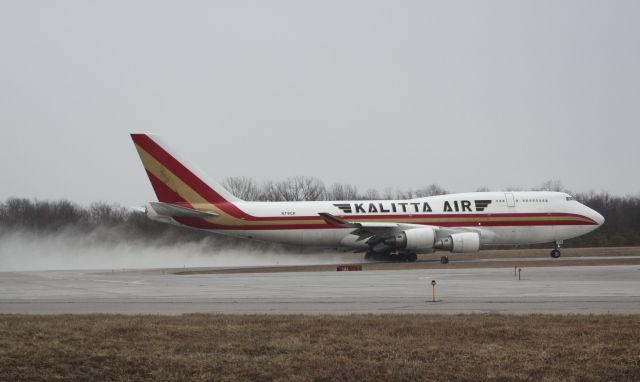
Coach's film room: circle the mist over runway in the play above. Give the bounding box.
[1,262,639,315]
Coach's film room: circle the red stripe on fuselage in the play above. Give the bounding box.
[192,210,596,224]
[173,215,597,231]
[340,212,590,220]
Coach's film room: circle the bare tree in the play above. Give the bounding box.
[382,187,397,200]
[395,189,415,200]
[537,180,565,192]
[414,184,448,197]
[503,186,523,191]
[363,188,380,200]
[260,181,283,201]
[328,183,360,201]
[264,176,327,201]
[223,176,262,201]
[89,202,127,226]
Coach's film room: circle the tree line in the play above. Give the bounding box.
[0,198,268,252]
[222,176,449,201]
[1,177,638,248]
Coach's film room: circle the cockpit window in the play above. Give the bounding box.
[566,196,575,201]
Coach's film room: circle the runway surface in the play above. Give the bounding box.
[1,264,639,314]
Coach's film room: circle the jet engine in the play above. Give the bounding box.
[434,232,480,253]
[382,228,436,251]
[373,229,481,254]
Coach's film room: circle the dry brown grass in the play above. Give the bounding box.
[1,314,639,381]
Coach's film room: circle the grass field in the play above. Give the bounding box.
[1,314,639,381]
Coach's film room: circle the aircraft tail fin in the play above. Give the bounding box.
[130,133,241,205]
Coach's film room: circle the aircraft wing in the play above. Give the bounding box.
[318,212,476,242]
[319,212,401,230]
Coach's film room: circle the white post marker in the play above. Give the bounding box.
[431,279,437,302]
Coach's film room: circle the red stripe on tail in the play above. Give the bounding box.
[146,170,191,205]
[132,134,229,204]
[132,134,254,219]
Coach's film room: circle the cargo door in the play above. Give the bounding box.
[505,193,516,207]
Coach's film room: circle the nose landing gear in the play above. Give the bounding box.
[550,241,562,258]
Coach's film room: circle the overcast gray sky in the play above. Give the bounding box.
[1,0,638,206]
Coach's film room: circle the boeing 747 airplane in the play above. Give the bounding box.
[131,134,604,263]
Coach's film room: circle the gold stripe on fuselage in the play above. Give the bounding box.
[136,144,593,228]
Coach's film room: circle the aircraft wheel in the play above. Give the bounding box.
[408,253,417,262]
[550,249,561,259]
[440,256,449,264]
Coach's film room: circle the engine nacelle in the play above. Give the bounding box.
[434,232,480,253]
[385,228,436,251]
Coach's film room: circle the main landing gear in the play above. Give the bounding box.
[402,252,418,262]
[440,256,449,264]
[364,251,417,262]
[550,241,562,259]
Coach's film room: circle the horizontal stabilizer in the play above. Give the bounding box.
[149,202,219,219]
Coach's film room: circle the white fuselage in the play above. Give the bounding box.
[161,191,604,252]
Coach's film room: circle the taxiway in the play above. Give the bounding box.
[1,263,638,314]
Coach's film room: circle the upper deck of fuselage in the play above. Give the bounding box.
[226,191,577,218]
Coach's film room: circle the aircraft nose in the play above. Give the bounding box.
[588,207,605,226]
